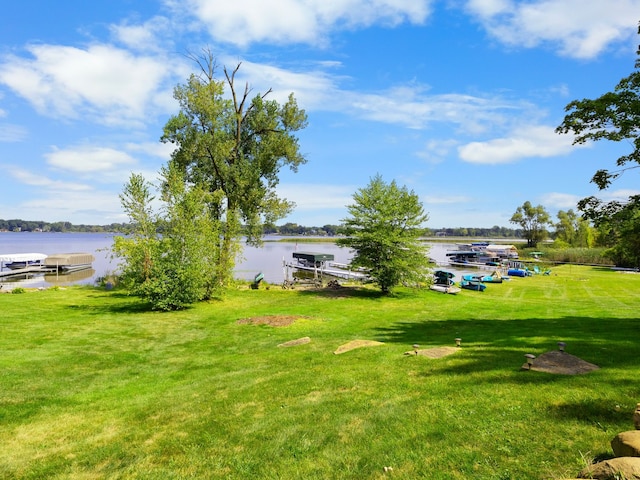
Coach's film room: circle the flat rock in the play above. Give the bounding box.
[579,456,640,479]
[612,431,640,457]
[405,346,460,359]
[278,337,311,347]
[334,340,384,355]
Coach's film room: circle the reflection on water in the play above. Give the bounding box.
[0,232,461,288]
[44,268,96,285]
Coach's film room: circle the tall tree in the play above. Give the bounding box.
[509,201,551,247]
[113,167,222,310]
[554,209,594,247]
[162,51,308,286]
[337,174,430,294]
[556,22,640,222]
[600,203,640,268]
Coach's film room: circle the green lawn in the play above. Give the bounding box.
[1,265,639,479]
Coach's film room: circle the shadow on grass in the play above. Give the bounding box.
[547,398,633,433]
[372,316,640,372]
[297,285,386,300]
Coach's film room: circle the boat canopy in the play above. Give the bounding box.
[0,253,47,263]
[292,251,335,263]
[44,253,95,267]
[485,244,518,258]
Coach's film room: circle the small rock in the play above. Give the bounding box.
[612,431,640,457]
[578,456,640,479]
[634,403,640,430]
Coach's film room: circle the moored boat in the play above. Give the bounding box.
[460,279,486,291]
[462,271,504,284]
[430,270,461,294]
[0,253,47,270]
[430,283,461,294]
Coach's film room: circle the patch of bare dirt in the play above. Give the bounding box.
[334,340,385,355]
[405,346,460,358]
[525,350,599,375]
[236,315,309,327]
[278,337,311,347]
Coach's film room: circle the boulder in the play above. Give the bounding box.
[612,431,640,457]
[579,457,640,479]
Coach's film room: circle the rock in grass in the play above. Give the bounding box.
[611,431,640,457]
[334,340,384,355]
[278,337,311,347]
[578,456,640,479]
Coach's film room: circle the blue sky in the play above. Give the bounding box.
[1,1,640,229]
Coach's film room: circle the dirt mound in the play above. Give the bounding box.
[526,350,599,375]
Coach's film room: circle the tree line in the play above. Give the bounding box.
[0,219,129,233]
[0,218,526,239]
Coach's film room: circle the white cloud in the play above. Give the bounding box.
[348,87,521,133]
[0,123,28,142]
[235,61,526,133]
[457,124,583,164]
[19,190,124,223]
[278,183,354,210]
[416,139,460,164]
[125,141,175,160]
[222,59,344,109]
[466,0,640,58]
[45,145,137,175]
[602,188,640,201]
[6,166,93,192]
[186,0,432,47]
[539,192,581,209]
[110,16,173,52]
[0,44,173,126]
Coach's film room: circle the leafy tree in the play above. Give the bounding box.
[113,168,222,310]
[600,204,640,268]
[509,201,551,247]
[554,209,594,247]
[555,22,640,222]
[161,51,308,287]
[337,174,430,294]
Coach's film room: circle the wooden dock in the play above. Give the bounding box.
[0,252,95,281]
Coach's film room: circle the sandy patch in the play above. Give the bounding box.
[524,350,599,375]
[278,337,311,347]
[334,340,384,355]
[236,315,309,327]
[405,346,460,358]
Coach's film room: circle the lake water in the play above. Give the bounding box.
[0,232,458,289]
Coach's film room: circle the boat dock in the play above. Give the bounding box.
[0,252,95,280]
[282,251,370,287]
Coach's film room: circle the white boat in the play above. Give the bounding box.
[431,270,461,294]
[429,284,461,294]
[0,253,47,270]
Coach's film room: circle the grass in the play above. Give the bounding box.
[1,265,639,479]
